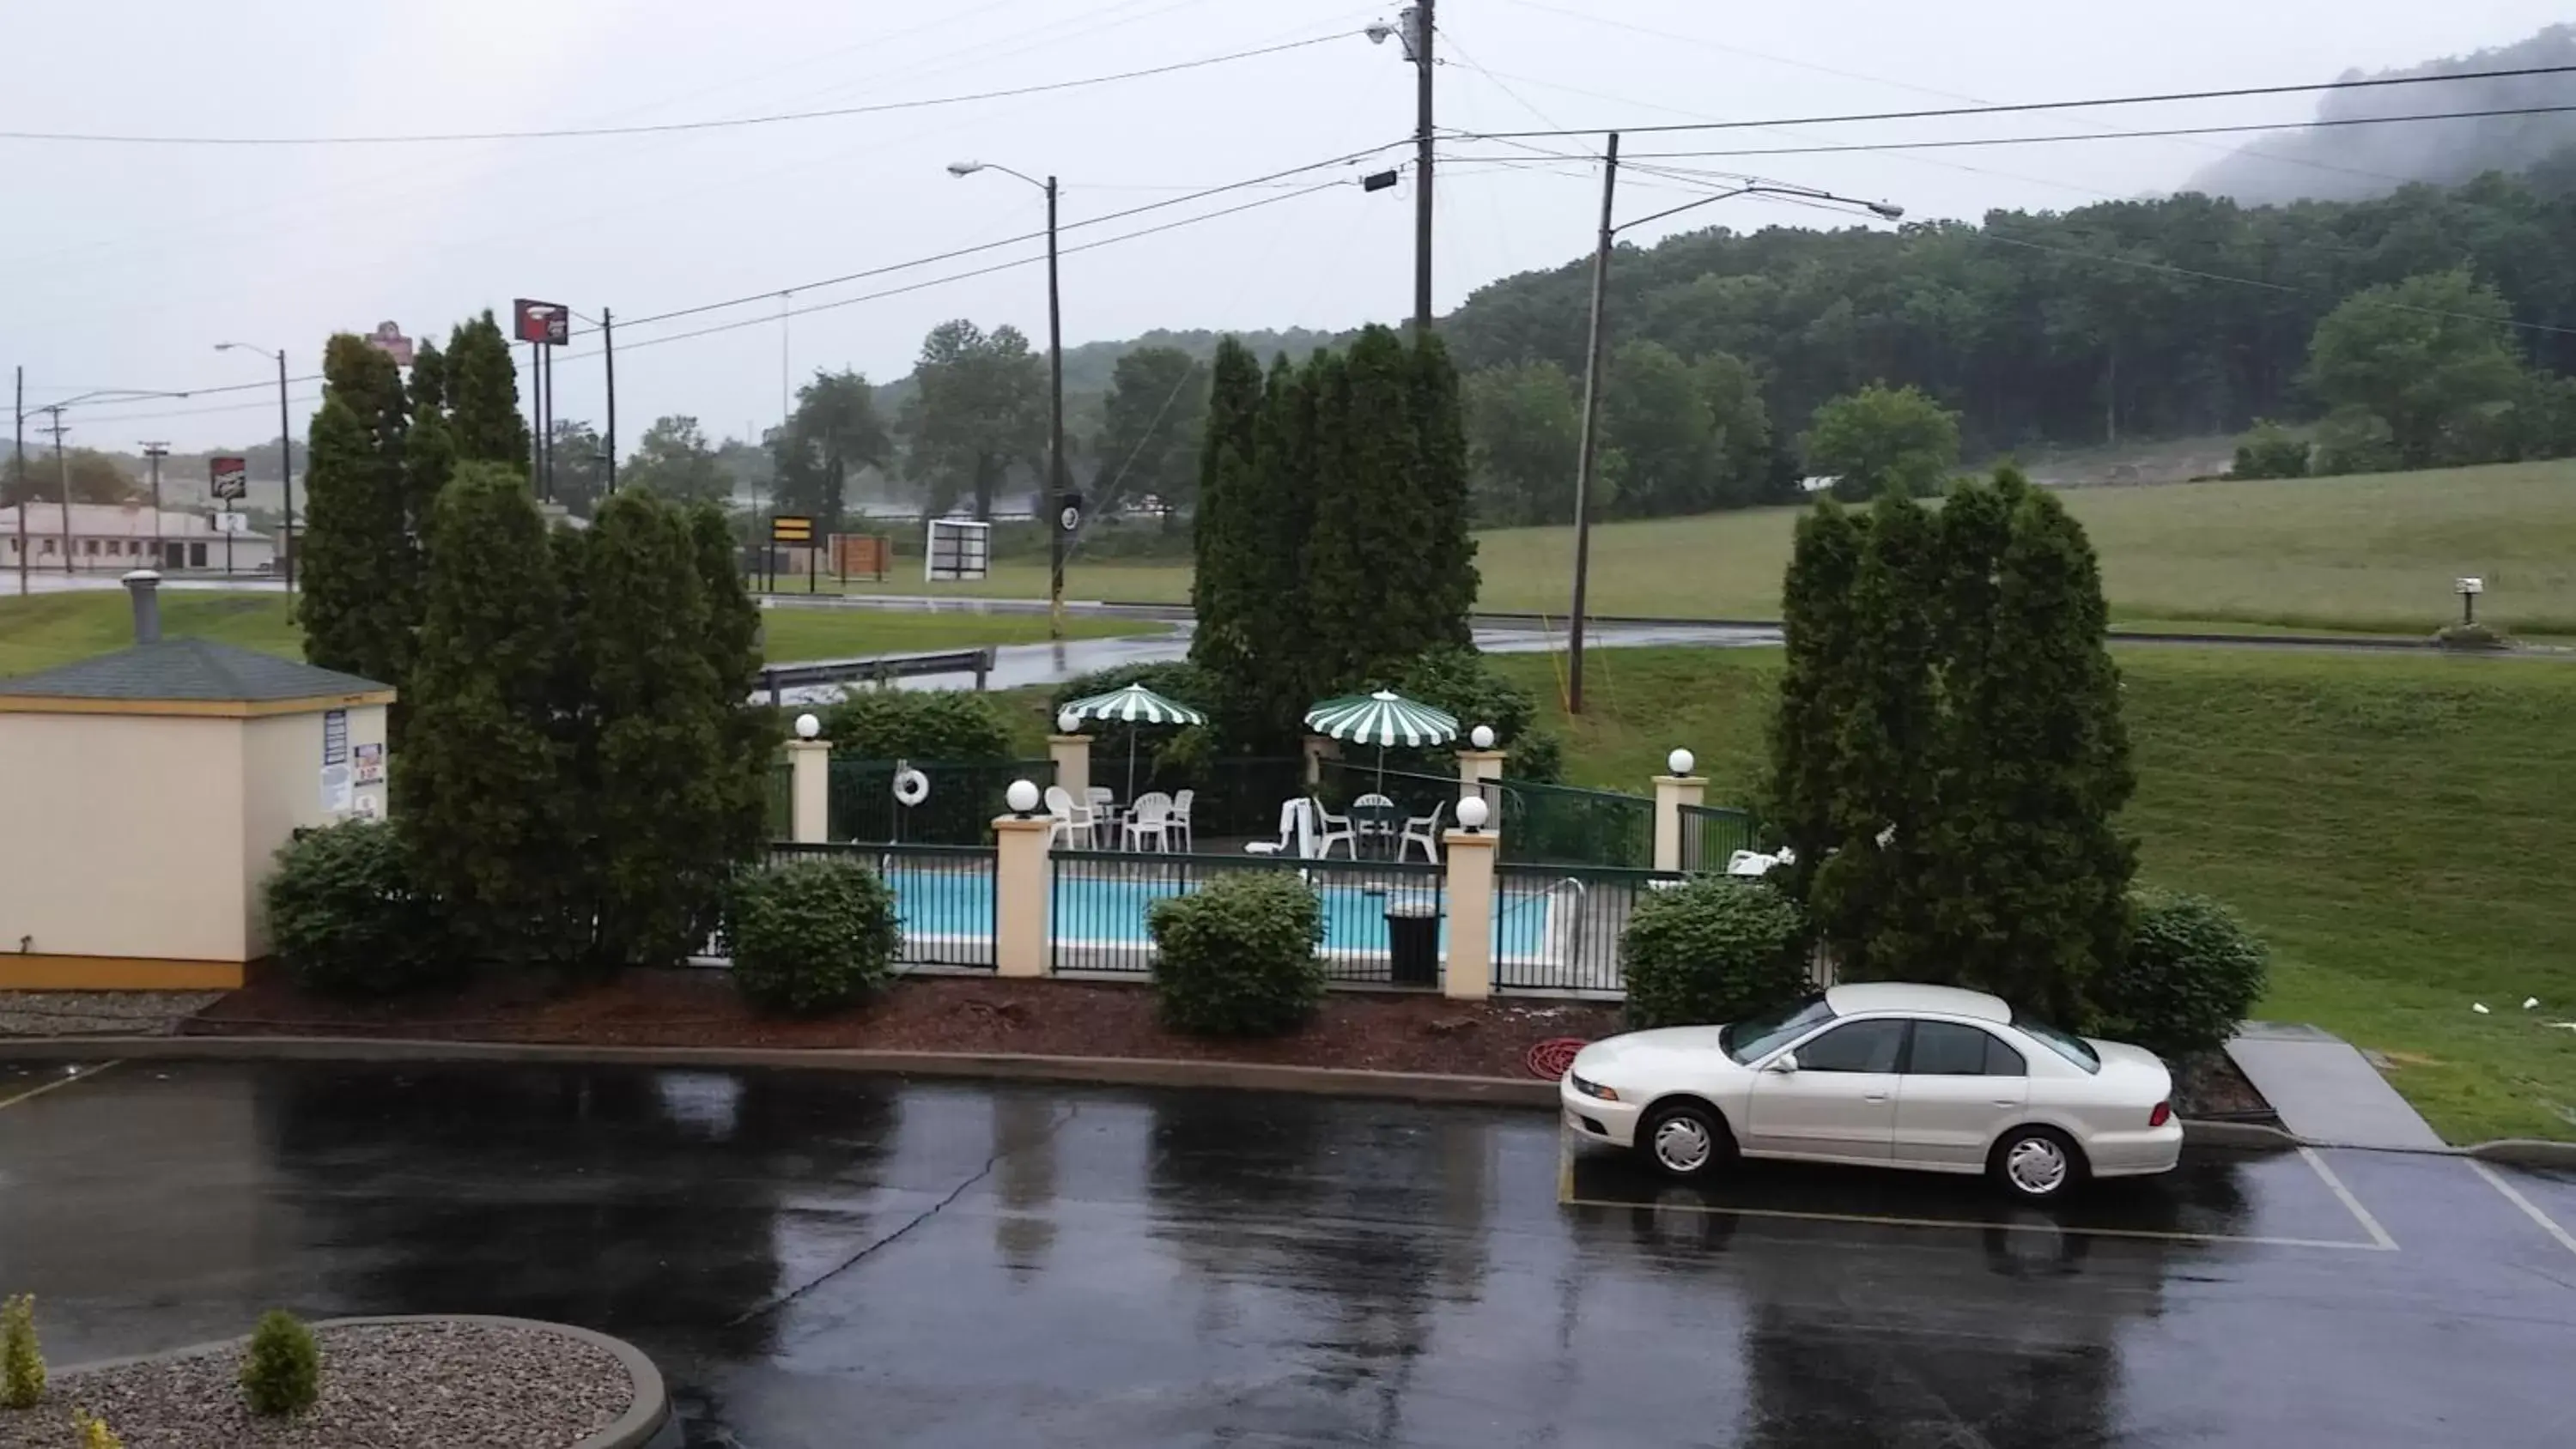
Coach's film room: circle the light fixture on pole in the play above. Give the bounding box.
[1564,137,1901,713]
[215,343,296,596]
[946,159,1069,641]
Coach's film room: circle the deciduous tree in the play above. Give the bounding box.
[900,319,1045,518]
[1095,345,1208,521]
[2304,269,2532,467]
[623,415,731,505]
[1804,384,1960,500]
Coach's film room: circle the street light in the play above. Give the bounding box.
[947,158,1067,641]
[1564,134,1901,712]
[215,342,295,594]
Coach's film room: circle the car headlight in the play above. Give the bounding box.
[1568,1073,1619,1102]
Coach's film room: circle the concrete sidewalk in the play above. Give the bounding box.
[2226,1022,2447,1150]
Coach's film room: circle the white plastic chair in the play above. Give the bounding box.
[1246,797,1309,857]
[1398,799,1443,864]
[1170,788,1196,852]
[1123,791,1176,852]
[1042,785,1094,850]
[1309,797,1358,860]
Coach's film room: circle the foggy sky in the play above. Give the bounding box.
[6,0,2566,453]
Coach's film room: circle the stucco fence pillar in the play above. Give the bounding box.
[993,813,1053,979]
[1442,828,1498,1001]
[1651,773,1705,874]
[786,738,831,844]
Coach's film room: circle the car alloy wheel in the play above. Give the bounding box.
[2002,1133,2072,1199]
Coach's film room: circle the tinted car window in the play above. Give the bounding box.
[1793,1019,1906,1073]
[2011,1009,2101,1073]
[1907,1021,2011,1076]
[1725,995,1835,1065]
[1984,1034,2027,1076]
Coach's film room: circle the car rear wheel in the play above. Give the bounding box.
[1640,1101,1733,1181]
[1990,1126,2085,1203]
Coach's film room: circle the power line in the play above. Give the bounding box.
[0,33,1361,147]
[1581,103,2576,161]
[1437,63,2576,142]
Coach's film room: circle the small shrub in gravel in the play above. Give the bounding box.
[2090,891,2269,1061]
[1149,872,1325,1038]
[727,858,902,1016]
[0,1294,39,1410]
[71,1410,121,1449]
[1620,877,1812,1030]
[239,1311,320,1416]
[264,819,459,997]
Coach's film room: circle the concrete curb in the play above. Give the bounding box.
[12,1034,2575,1163]
[49,1313,668,1449]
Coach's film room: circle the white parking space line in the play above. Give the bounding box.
[2300,1147,2399,1252]
[2469,1160,2576,1259]
[0,1060,119,1113]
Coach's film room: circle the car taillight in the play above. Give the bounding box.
[2148,1101,2172,1128]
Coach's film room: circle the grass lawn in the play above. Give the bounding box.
[864,458,2576,634]
[0,590,1158,679]
[1491,646,2576,1144]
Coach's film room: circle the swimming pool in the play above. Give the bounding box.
[881,864,1553,962]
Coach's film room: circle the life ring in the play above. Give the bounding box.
[891,768,932,808]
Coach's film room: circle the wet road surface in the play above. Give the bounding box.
[3,1058,2572,1447]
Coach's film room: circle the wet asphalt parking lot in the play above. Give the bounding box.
[3,1058,2572,1448]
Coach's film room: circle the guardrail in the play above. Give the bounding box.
[757,647,995,703]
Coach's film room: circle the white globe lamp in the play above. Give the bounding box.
[1667,748,1696,778]
[793,712,821,740]
[1456,795,1491,833]
[1005,779,1042,816]
[1470,724,1496,750]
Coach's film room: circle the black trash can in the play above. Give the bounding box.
[1384,894,1441,988]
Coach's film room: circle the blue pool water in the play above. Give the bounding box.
[884,867,1550,959]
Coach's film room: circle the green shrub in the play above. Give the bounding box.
[821,688,1018,761]
[2311,408,2400,476]
[262,819,459,997]
[73,1409,123,1449]
[1619,877,1811,1029]
[1,1294,40,1409]
[239,1310,320,1416]
[2230,421,2309,479]
[2089,892,2269,1060]
[728,858,902,1015]
[1149,872,1325,1037]
[2436,621,2509,651]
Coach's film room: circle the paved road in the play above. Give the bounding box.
[3,1059,2573,1447]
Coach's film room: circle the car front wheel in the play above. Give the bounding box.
[1991,1126,2085,1203]
[1640,1101,1732,1181]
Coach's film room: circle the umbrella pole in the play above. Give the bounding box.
[1127,733,1139,802]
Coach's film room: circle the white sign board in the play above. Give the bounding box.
[924,518,992,582]
[320,764,355,815]
[211,510,250,534]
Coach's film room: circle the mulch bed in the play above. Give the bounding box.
[189,969,1625,1081]
[0,1319,631,1449]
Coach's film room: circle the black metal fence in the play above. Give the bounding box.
[1677,804,1762,874]
[767,840,998,968]
[1492,778,1655,870]
[1048,850,1448,987]
[828,758,1055,846]
[1492,863,1684,995]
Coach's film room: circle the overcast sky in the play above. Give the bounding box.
[6,0,2566,452]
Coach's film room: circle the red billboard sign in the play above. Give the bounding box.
[513,299,569,346]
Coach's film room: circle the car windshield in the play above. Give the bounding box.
[2012,1009,2101,1073]
[1723,995,1834,1064]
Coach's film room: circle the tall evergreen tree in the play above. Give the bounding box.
[1808,490,1943,979]
[1233,352,1324,748]
[445,312,532,473]
[1303,325,1425,688]
[574,490,733,968]
[297,335,414,688]
[1766,500,1867,900]
[692,501,775,897]
[1188,337,1268,738]
[1409,330,1479,647]
[398,463,578,965]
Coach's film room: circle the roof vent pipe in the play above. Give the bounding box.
[122,568,162,644]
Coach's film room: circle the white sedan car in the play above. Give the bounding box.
[1561,982,2180,1202]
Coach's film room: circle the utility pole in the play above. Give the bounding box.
[274,349,294,594]
[11,367,24,597]
[1046,173,1066,641]
[1566,132,1619,715]
[602,307,617,493]
[41,408,72,574]
[1409,0,1436,331]
[141,442,169,569]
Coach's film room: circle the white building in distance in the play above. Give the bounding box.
[0,502,277,574]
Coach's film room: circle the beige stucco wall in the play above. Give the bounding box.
[0,712,249,962]
[239,702,389,956]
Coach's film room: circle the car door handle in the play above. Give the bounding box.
[1862,1091,1890,1102]
[1992,1099,2020,1107]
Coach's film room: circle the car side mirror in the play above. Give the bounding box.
[1765,1052,1798,1074]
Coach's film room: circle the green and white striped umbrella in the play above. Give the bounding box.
[1303,691,1460,749]
[1058,682,1207,727]
[1057,683,1206,802]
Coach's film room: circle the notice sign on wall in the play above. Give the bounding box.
[322,709,349,767]
[353,742,386,786]
[320,765,354,815]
